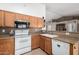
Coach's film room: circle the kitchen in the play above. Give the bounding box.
[0,3,79,55]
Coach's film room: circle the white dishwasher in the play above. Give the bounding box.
[52,39,70,55]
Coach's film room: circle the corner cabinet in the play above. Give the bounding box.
[29,16,38,28]
[37,17,44,28]
[29,16,44,28]
[40,36,45,51]
[40,36,52,55]
[0,10,5,27]
[45,37,52,55]
[4,11,16,27]
[0,37,14,55]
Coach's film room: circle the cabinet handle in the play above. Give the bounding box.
[57,44,60,48]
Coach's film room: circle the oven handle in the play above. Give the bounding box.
[20,40,29,43]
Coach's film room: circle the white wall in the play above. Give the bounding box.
[0,3,45,18]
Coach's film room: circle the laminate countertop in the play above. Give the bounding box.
[40,34,79,44]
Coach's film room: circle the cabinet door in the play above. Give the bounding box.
[0,38,14,55]
[0,10,4,26]
[40,36,45,51]
[5,39,14,55]
[31,35,40,50]
[25,15,30,23]
[45,38,52,55]
[73,42,79,55]
[0,39,5,54]
[25,15,30,20]
[29,16,38,28]
[16,13,26,20]
[5,11,15,27]
[37,17,44,28]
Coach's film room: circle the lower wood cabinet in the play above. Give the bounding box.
[40,36,52,55]
[0,37,14,55]
[45,37,52,55]
[31,35,52,55]
[40,36,45,51]
[73,42,79,55]
[31,34,40,50]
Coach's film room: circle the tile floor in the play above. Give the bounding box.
[24,48,47,55]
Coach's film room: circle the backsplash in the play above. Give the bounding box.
[0,27,14,35]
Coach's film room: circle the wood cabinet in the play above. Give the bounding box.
[29,16,44,28]
[40,36,52,54]
[5,11,16,27]
[31,34,40,50]
[45,37,52,55]
[0,37,14,55]
[25,15,30,20]
[0,10,44,28]
[15,13,26,20]
[0,10,4,27]
[40,36,45,51]
[29,16,38,28]
[37,17,44,28]
[73,42,79,55]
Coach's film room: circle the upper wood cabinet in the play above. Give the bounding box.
[15,13,26,20]
[4,11,16,27]
[37,17,44,28]
[29,16,38,28]
[0,10,44,28]
[0,10,4,27]
[25,15,30,20]
[29,16,44,28]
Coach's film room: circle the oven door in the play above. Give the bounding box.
[15,35,31,50]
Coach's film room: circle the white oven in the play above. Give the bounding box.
[15,29,31,55]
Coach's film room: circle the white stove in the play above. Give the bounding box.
[15,29,31,55]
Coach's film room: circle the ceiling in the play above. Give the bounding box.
[46,3,79,21]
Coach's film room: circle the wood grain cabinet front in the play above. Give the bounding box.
[29,16,38,28]
[37,17,44,28]
[0,10,5,27]
[4,11,16,27]
[0,38,14,55]
[40,36,45,51]
[31,35,40,50]
[73,42,79,55]
[15,13,26,20]
[29,16,44,28]
[45,37,52,55]
[40,36,52,55]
